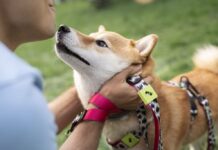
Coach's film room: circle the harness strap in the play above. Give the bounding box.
[198,96,216,150]
[128,75,163,150]
[168,81,198,121]
[136,102,162,150]
[150,101,163,150]
[180,76,216,150]
[136,103,149,148]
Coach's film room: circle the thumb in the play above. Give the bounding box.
[118,65,142,79]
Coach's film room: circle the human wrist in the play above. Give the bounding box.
[89,93,120,113]
[85,103,108,122]
[84,108,109,122]
[84,93,120,122]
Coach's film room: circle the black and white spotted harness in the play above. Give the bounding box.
[179,76,216,150]
[168,76,216,150]
[107,75,163,150]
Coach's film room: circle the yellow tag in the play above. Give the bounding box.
[138,84,158,105]
[121,133,140,147]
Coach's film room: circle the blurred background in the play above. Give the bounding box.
[17,0,218,149]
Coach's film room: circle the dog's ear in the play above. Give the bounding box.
[136,34,158,57]
[98,25,106,32]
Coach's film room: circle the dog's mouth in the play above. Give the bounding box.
[56,42,90,66]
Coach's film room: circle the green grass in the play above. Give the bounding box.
[16,0,218,149]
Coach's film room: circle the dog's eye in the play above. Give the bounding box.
[96,40,108,48]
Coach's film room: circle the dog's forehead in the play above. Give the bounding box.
[91,31,131,44]
[89,30,142,63]
[104,32,131,45]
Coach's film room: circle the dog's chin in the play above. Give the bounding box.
[55,42,91,66]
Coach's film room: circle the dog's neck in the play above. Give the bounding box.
[148,74,162,92]
[73,70,115,108]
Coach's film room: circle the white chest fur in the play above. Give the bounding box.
[73,70,110,107]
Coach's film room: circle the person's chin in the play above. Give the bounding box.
[37,23,56,40]
[45,25,56,38]
[27,29,55,43]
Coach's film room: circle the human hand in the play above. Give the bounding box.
[99,65,153,110]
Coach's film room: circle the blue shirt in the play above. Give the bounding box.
[0,42,57,150]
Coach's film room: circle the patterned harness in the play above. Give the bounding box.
[108,75,163,150]
[178,76,216,150]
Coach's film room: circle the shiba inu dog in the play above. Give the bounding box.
[55,25,218,150]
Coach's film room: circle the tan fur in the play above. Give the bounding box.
[57,26,218,149]
[193,45,218,74]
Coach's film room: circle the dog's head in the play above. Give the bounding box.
[55,25,158,78]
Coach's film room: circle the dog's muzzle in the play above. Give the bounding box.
[56,25,91,66]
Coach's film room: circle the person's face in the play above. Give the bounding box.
[0,0,56,43]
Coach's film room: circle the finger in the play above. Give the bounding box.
[116,65,142,80]
[125,86,138,97]
[123,65,142,76]
[121,97,140,110]
[143,76,153,84]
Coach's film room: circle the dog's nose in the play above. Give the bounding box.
[58,25,70,33]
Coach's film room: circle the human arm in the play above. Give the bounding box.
[60,119,103,150]
[48,87,83,134]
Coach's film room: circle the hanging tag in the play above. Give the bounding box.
[138,84,157,105]
[121,133,140,148]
